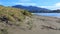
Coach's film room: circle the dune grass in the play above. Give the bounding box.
[0,6,32,22]
[0,6,33,34]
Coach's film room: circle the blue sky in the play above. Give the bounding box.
[0,0,60,10]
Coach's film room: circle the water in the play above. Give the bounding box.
[32,13,60,18]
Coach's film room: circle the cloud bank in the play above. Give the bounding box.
[40,2,60,10]
[15,3,37,6]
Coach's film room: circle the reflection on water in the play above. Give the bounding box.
[33,13,60,18]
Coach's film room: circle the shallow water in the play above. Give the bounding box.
[32,13,60,18]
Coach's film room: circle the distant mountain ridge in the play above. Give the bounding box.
[12,5,60,13]
[12,5,51,13]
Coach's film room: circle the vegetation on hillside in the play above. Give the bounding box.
[0,5,33,34]
[0,6,32,22]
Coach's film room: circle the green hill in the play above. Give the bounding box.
[0,6,33,34]
[0,6,32,22]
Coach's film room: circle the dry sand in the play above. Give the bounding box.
[7,15,60,34]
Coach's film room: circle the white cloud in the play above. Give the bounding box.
[18,0,31,2]
[39,2,60,10]
[14,1,60,10]
[55,2,60,6]
[14,0,36,6]
[15,3,37,6]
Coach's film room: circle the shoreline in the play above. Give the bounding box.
[32,13,60,18]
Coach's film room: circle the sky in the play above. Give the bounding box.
[0,0,60,10]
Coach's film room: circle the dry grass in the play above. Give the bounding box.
[0,6,32,22]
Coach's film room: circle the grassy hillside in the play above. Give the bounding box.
[0,6,33,34]
[0,6,32,22]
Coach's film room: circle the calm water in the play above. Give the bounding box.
[32,13,60,18]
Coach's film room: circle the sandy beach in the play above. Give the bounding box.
[6,15,60,34]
